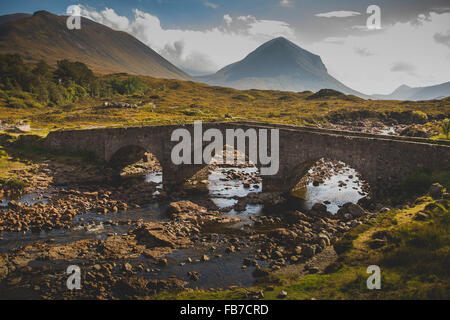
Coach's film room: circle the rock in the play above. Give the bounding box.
[302,245,316,258]
[225,246,235,253]
[243,258,252,266]
[311,203,327,213]
[188,271,200,281]
[345,203,366,218]
[414,212,429,221]
[123,263,133,273]
[234,198,247,212]
[368,239,386,249]
[15,123,31,133]
[268,228,297,242]
[252,267,270,278]
[7,200,22,210]
[158,259,168,267]
[357,196,373,209]
[167,201,208,217]
[278,290,288,298]
[132,222,190,249]
[429,183,444,199]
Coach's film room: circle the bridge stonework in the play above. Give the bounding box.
[43,122,450,197]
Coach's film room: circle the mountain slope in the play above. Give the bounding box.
[373,82,450,101]
[197,37,366,97]
[0,11,192,80]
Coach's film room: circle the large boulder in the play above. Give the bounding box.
[167,201,208,218]
[167,201,239,225]
[131,222,190,249]
[337,202,366,218]
[429,183,444,199]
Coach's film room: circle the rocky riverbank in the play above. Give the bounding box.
[0,145,410,299]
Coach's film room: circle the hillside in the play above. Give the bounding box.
[0,11,192,81]
[373,82,450,101]
[197,37,367,98]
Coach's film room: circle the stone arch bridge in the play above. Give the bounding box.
[43,122,450,197]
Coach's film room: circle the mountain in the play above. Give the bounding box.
[0,13,31,25]
[197,37,366,97]
[373,82,450,101]
[0,11,192,80]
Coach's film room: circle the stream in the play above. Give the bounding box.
[0,163,367,289]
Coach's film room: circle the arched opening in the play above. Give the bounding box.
[109,145,163,192]
[290,158,370,214]
[185,145,263,215]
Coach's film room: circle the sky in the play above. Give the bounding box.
[1,0,450,95]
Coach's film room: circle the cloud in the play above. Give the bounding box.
[354,47,373,57]
[434,30,450,47]
[391,62,416,73]
[315,11,361,18]
[280,0,293,8]
[307,12,450,94]
[203,1,218,9]
[79,6,295,74]
[223,14,232,26]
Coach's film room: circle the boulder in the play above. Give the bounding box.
[131,222,190,248]
[429,183,444,199]
[414,212,429,221]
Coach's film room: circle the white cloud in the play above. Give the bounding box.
[223,14,233,26]
[79,6,295,74]
[203,1,218,9]
[280,0,293,8]
[78,6,450,94]
[308,12,450,94]
[315,11,361,18]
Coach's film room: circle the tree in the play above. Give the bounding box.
[54,60,96,88]
[442,119,450,139]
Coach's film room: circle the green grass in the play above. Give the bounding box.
[0,75,448,131]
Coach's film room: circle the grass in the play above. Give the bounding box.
[0,75,449,132]
[154,196,450,300]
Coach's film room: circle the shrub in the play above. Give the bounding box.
[441,119,450,139]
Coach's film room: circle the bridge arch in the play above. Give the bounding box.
[109,145,150,168]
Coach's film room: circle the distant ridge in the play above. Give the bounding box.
[0,11,192,80]
[197,37,367,98]
[373,82,450,101]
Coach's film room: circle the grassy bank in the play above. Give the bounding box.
[1,76,449,131]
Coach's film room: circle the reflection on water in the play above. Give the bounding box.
[292,166,366,214]
[207,167,263,216]
[154,247,268,289]
[1,191,51,207]
[145,172,163,195]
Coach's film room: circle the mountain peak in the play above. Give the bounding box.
[33,10,52,17]
[198,37,364,97]
[0,11,192,80]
